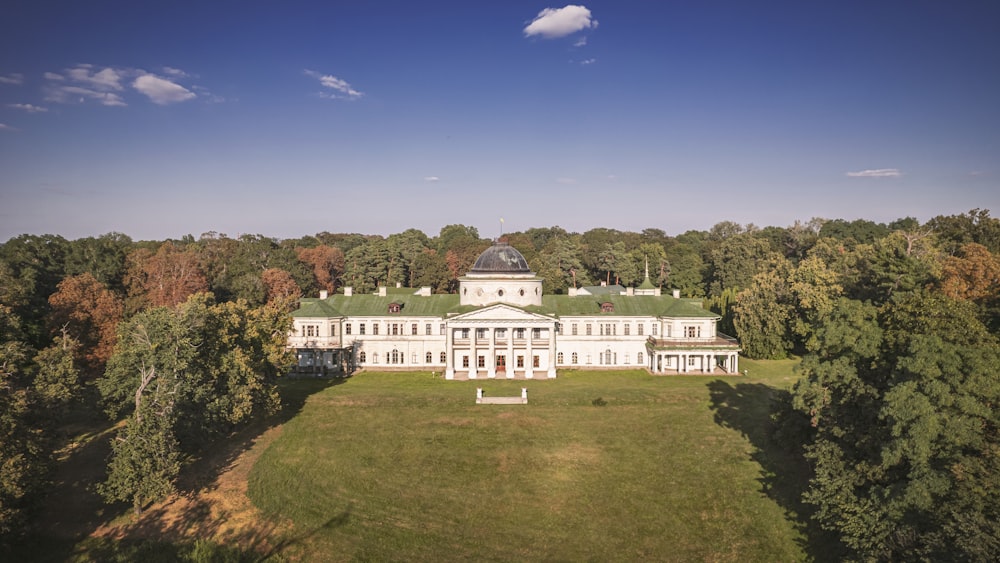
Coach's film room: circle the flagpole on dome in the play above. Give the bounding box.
[499,217,505,241]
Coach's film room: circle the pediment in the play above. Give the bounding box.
[451,304,553,323]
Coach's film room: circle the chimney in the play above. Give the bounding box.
[319,290,328,299]
[672,289,681,299]
[344,287,353,297]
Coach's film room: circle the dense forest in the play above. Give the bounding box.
[2,209,999,560]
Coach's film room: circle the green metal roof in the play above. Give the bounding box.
[293,293,717,319]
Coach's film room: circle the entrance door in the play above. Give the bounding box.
[496,354,506,374]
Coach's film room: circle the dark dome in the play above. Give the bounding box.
[470,242,532,274]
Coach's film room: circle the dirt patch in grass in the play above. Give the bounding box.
[91,424,291,554]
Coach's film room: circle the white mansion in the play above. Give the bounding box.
[288,242,740,379]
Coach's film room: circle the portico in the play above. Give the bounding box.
[445,305,557,380]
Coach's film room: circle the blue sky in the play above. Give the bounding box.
[1,1,998,242]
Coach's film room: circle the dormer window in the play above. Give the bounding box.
[600,302,615,313]
[388,302,402,314]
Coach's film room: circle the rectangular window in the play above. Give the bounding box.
[515,328,525,339]
[516,355,524,368]
[637,324,644,336]
[461,328,469,339]
[685,326,701,338]
[476,328,486,339]
[605,323,612,336]
[391,323,399,336]
[425,323,432,335]
[440,324,446,336]
[346,323,352,335]
[624,324,630,336]
[305,325,317,337]
[572,323,578,336]
[330,324,337,336]
[532,328,540,340]
[652,324,658,336]
[462,355,469,368]
[440,351,447,363]
[533,355,539,368]
[359,323,366,335]
[586,324,592,335]
[412,323,418,336]
[373,323,379,335]
[557,323,563,335]
[477,355,485,368]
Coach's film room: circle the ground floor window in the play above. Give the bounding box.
[533,355,539,368]
[359,351,366,363]
[571,352,578,364]
[440,351,446,363]
[426,352,433,363]
[516,355,524,368]
[462,355,469,368]
[477,355,485,368]
[637,352,644,364]
[557,352,564,364]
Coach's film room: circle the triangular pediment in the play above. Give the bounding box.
[450,304,553,323]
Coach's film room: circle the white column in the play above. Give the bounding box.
[547,323,557,378]
[445,326,455,379]
[469,327,478,379]
[703,354,710,373]
[525,327,534,379]
[733,353,739,375]
[682,354,687,373]
[487,326,496,378]
[506,325,515,379]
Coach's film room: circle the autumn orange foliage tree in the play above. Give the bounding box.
[124,242,208,312]
[295,245,345,293]
[47,273,124,375]
[262,268,302,304]
[938,242,1000,303]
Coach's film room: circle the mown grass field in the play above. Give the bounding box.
[248,359,813,561]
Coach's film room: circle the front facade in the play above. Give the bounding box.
[288,242,740,378]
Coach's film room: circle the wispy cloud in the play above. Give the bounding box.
[846,168,902,178]
[0,123,19,131]
[524,5,598,39]
[44,65,128,106]
[573,36,588,47]
[423,176,440,182]
[133,73,196,105]
[304,69,364,100]
[8,103,47,113]
[0,73,24,85]
[580,58,597,65]
[162,66,188,78]
[42,64,208,107]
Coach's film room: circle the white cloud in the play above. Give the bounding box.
[0,123,18,131]
[524,5,597,39]
[846,168,902,178]
[43,72,64,81]
[304,69,364,99]
[162,66,188,77]
[133,74,196,105]
[66,65,124,90]
[0,73,24,85]
[8,103,47,113]
[573,36,587,47]
[580,58,597,65]
[423,176,440,182]
[46,85,126,106]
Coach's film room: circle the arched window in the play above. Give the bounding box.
[426,352,432,363]
[391,349,400,364]
[571,352,578,364]
[359,351,366,363]
[440,351,447,363]
[605,349,612,365]
[557,352,564,364]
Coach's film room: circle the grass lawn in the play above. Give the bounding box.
[248,362,812,561]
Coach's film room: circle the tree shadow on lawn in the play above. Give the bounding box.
[18,376,345,561]
[707,380,844,562]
